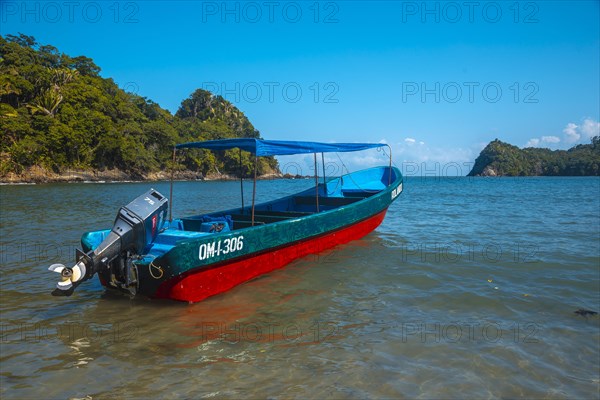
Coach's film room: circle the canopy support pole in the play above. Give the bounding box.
[387,145,392,185]
[169,147,176,222]
[251,155,258,226]
[314,153,320,212]
[321,152,326,196]
[239,148,244,213]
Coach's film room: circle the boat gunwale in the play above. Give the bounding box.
[139,166,402,274]
[182,165,399,225]
[155,207,391,286]
[152,166,401,248]
[83,166,402,260]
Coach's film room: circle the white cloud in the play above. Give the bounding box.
[394,138,475,175]
[563,123,580,143]
[559,118,599,144]
[581,118,600,139]
[277,148,391,177]
[278,136,475,177]
[277,119,599,179]
[541,135,560,144]
[527,118,599,149]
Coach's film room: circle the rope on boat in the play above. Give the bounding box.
[333,152,377,194]
[378,145,401,169]
[149,261,164,279]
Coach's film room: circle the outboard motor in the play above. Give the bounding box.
[49,189,168,296]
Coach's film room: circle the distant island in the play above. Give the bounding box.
[0,34,279,183]
[468,137,600,176]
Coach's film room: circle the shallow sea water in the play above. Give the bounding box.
[1,177,599,399]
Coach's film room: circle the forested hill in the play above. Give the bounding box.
[468,137,600,176]
[0,34,278,182]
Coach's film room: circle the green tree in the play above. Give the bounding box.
[469,137,600,176]
[0,34,279,180]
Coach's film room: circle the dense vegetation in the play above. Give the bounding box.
[0,34,278,180]
[468,137,600,176]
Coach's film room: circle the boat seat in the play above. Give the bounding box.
[181,215,233,232]
[164,219,185,230]
[341,180,386,197]
[340,190,378,198]
[232,220,265,229]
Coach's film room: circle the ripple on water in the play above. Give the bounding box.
[1,178,599,399]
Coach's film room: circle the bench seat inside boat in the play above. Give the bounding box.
[192,210,315,230]
[340,180,386,197]
[229,210,315,229]
[179,216,233,232]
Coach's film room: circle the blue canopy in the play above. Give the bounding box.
[175,138,387,157]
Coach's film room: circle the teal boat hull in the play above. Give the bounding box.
[83,166,403,302]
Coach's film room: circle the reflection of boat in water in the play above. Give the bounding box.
[49,139,403,302]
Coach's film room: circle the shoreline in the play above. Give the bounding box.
[0,166,306,184]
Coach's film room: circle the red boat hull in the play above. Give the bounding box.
[154,208,388,302]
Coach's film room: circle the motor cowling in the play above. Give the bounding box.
[49,189,168,296]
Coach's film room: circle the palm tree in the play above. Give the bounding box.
[26,67,78,117]
[28,87,64,117]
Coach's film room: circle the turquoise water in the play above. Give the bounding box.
[1,177,599,399]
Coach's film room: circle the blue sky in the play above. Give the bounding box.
[2,1,599,175]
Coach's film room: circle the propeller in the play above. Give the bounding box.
[49,261,86,296]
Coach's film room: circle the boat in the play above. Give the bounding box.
[49,138,404,302]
